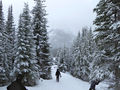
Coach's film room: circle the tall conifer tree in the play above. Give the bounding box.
[5,6,15,81]
[0,0,8,86]
[94,0,120,88]
[32,0,51,79]
[15,3,39,86]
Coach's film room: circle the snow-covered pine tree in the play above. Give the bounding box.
[84,28,98,81]
[108,1,120,89]
[79,28,90,81]
[93,0,113,81]
[0,1,8,86]
[93,0,120,88]
[64,47,72,72]
[5,5,16,81]
[32,0,51,79]
[56,46,70,73]
[15,3,39,86]
[69,28,96,81]
[70,31,81,77]
[109,0,120,79]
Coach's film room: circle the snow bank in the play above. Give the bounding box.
[0,65,109,90]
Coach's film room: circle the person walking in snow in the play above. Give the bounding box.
[89,79,100,90]
[55,69,61,82]
[7,74,27,90]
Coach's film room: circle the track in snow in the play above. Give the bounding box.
[0,65,108,90]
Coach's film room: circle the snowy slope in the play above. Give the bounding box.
[0,65,108,90]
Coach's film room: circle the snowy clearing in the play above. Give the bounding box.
[0,65,109,90]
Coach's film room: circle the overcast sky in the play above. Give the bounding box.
[2,0,99,34]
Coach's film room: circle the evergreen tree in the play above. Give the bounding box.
[94,0,120,89]
[32,0,51,79]
[107,1,120,89]
[70,28,96,81]
[80,28,90,81]
[15,3,39,86]
[109,0,120,81]
[0,0,8,86]
[56,46,70,72]
[70,31,81,77]
[93,0,112,80]
[5,5,15,81]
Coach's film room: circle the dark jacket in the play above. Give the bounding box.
[89,80,100,90]
[56,69,61,77]
[7,81,27,90]
[7,74,27,90]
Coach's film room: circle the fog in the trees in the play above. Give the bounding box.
[49,29,75,56]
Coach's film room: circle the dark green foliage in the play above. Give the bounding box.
[93,0,120,89]
[5,5,16,82]
[32,0,51,79]
[15,3,39,86]
[0,1,8,86]
[56,47,71,73]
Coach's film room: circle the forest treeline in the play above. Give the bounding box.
[0,0,120,89]
[0,0,51,86]
[56,0,120,90]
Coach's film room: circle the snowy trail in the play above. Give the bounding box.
[0,65,108,90]
[27,65,108,90]
[27,65,90,90]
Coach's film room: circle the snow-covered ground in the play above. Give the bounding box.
[0,65,109,90]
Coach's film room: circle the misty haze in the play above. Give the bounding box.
[0,0,120,90]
